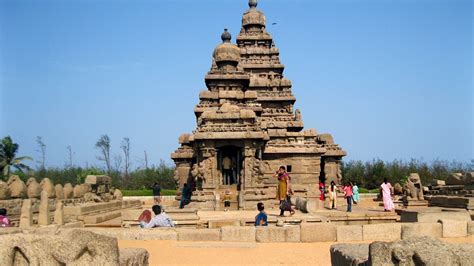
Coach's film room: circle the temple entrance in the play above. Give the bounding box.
[217,145,242,188]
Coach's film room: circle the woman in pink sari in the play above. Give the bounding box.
[380,178,394,211]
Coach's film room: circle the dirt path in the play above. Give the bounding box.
[119,237,473,265]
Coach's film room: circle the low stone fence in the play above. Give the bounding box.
[84,220,473,243]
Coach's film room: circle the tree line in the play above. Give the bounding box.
[1,135,472,190]
[341,158,473,189]
[0,135,176,190]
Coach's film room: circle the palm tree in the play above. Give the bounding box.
[0,136,32,179]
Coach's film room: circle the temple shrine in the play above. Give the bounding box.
[171,0,346,210]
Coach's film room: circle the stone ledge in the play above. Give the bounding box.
[300,223,336,242]
[177,228,221,241]
[363,223,401,241]
[439,219,468,238]
[336,225,363,242]
[221,226,256,242]
[401,222,442,239]
[255,226,300,242]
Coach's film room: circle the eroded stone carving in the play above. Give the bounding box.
[7,175,27,198]
[0,230,120,265]
[26,178,41,199]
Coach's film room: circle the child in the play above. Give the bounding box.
[0,208,11,227]
[222,189,231,211]
[254,202,268,226]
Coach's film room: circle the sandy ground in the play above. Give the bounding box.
[118,236,473,265]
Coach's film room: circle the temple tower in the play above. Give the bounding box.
[171,0,346,210]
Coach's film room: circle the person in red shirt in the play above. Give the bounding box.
[343,182,353,212]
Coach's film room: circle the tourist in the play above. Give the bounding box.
[222,156,232,185]
[343,182,353,212]
[0,208,11,227]
[140,205,175,228]
[152,183,161,204]
[275,166,294,216]
[319,180,326,201]
[328,180,338,210]
[179,183,192,209]
[352,182,359,205]
[222,189,232,211]
[380,178,395,211]
[254,202,268,226]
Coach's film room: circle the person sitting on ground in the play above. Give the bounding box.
[222,189,232,211]
[254,202,268,226]
[0,208,11,227]
[140,205,175,228]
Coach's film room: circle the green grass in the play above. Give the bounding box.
[122,189,177,196]
[358,188,380,193]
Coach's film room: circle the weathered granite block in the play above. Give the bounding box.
[208,219,240,228]
[363,223,401,241]
[336,225,363,242]
[330,243,369,266]
[177,228,221,241]
[368,237,474,266]
[119,248,149,266]
[88,228,178,241]
[401,222,442,239]
[221,226,256,242]
[400,209,471,223]
[255,226,300,242]
[300,223,336,242]
[19,198,33,228]
[439,219,468,238]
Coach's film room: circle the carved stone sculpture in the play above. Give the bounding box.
[63,183,74,199]
[55,184,64,200]
[26,177,41,198]
[7,175,27,198]
[40,178,56,198]
[0,180,11,200]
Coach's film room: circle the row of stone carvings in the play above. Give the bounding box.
[0,175,122,201]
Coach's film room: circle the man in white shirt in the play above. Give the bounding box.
[140,205,175,228]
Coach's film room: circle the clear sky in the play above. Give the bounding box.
[0,0,472,169]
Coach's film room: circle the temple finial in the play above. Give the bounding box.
[249,0,257,9]
[221,28,231,43]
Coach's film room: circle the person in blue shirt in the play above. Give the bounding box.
[255,202,268,226]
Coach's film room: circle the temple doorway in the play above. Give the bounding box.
[217,146,242,188]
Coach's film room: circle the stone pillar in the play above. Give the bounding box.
[19,199,33,228]
[38,190,51,225]
[54,201,64,225]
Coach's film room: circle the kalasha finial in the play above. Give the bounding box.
[249,0,257,9]
[221,28,231,43]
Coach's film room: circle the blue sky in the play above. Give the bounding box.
[0,0,472,169]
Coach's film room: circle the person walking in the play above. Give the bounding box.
[380,178,395,211]
[343,182,353,212]
[352,182,360,205]
[328,180,338,210]
[152,183,161,204]
[275,166,294,216]
[319,180,326,201]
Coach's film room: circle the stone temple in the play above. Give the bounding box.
[171,0,346,210]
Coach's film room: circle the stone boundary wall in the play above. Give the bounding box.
[82,220,472,243]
